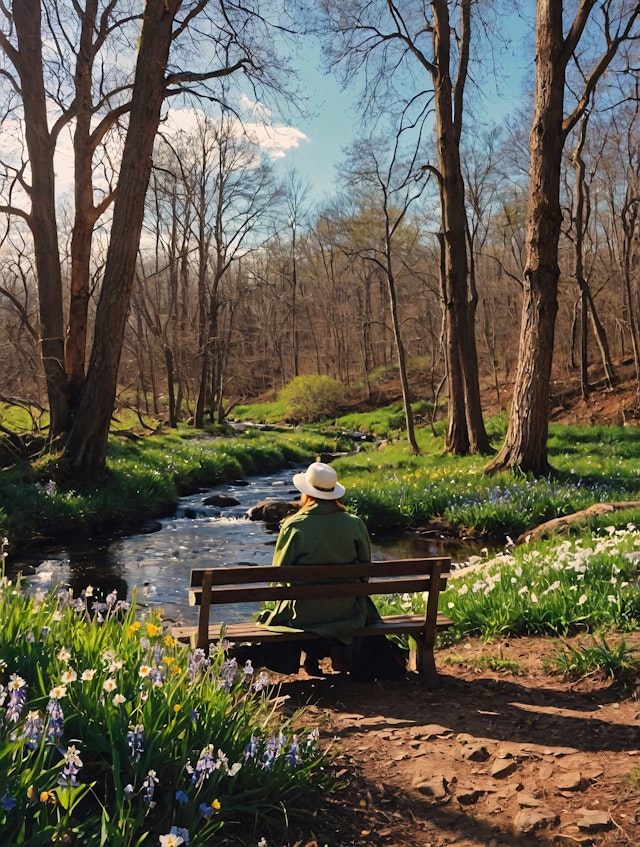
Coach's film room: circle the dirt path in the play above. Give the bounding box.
[273,635,640,847]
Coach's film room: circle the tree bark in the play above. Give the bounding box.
[486,0,565,476]
[432,0,490,455]
[64,0,182,478]
[12,0,69,435]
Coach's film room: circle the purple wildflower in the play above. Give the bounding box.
[253,670,270,692]
[191,744,216,787]
[59,745,83,787]
[187,649,210,682]
[20,710,43,750]
[285,735,300,766]
[218,658,237,690]
[5,674,27,724]
[127,724,145,761]
[244,734,259,760]
[45,700,64,743]
[142,770,159,807]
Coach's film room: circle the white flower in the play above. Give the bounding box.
[530,593,538,604]
[103,678,117,693]
[49,685,67,700]
[447,602,455,609]
[64,745,83,768]
[57,647,71,663]
[577,594,588,606]
[113,693,126,706]
[607,595,616,603]
[60,669,77,684]
[159,835,184,847]
[81,669,96,681]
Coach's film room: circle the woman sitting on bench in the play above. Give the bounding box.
[256,462,406,679]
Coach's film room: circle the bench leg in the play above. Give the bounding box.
[416,641,441,689]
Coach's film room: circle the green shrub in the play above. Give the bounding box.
[278,376,347,423]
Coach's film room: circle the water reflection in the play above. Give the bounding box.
[9,466,482,626]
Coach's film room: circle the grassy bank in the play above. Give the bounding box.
[0,426,343,555]
[3,410,640,556]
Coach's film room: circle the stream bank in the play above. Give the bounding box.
[8,466,484,625]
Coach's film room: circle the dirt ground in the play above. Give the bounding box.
[271,634,640,847]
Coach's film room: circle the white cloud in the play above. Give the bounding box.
[163,104,309,163]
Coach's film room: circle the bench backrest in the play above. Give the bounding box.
[189,557,451,607]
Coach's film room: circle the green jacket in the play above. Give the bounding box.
[259,500,379,644]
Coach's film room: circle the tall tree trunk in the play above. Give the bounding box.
[13,0,69,435]
[571,111,617,395]
[64,0,182,478]
[385,244,418,454]
[486,0,564,476]
[432,0,490,455]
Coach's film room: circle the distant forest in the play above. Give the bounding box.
[0,2,639,479]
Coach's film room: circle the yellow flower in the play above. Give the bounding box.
[173,704,182,713]
[145,623,162,637]
[163,656,175,666]
[27,784,35,799]
[164,634,175,647]
[128,622,141,635]
[212,798,221,810]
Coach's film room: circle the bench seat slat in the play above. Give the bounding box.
[171,612,454,645]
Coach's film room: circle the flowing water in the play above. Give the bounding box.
[9,466,482,626]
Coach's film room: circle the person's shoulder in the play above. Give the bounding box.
[280,508,309,528]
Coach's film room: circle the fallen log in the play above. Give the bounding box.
[516,501,640,545]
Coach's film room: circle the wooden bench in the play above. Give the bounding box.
[171,557,453,687]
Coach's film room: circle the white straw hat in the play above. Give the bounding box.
[292,462,346,500]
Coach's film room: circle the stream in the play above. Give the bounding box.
[9,466,482,626]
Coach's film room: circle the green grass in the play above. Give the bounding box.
[545,636,640,684]
[377,524,640,644]
[230,400,287,424]
[442,654,522,674]
[4,415,640,567]
[0,426,342,553]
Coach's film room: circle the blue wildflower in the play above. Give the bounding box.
[1,790,17,811]
[175,789,189,805]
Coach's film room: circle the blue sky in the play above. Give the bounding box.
[265,16,533,206]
